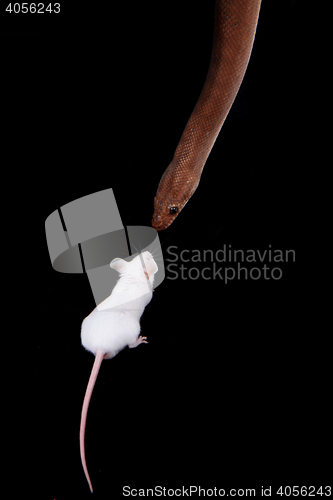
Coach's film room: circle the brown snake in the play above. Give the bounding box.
[152,0,262,231]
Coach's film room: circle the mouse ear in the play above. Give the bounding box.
[110,258,128,273]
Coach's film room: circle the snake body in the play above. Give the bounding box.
[152,0,262,231]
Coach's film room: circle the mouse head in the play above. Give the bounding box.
[110,251,158,282]
[140,251,158,277]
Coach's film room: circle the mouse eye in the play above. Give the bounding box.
[169,206,178,214]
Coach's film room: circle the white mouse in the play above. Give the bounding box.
[79,251,158,493]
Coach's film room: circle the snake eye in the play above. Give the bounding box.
[169,206,178,215]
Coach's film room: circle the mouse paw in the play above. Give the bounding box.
[129,336,148,349]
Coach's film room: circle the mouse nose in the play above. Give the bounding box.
[45,188,165,306]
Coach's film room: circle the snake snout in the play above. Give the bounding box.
[152,211,173,231]
[152,193,180,230]
[152,215,165,231]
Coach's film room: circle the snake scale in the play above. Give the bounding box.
[152,0,262,231]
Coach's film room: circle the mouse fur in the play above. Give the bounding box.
[81,251,157,358]
[79,251,158,492]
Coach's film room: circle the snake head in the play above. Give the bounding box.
[152,198,181,231]
[152,162,199,231]
[151,162,186,230]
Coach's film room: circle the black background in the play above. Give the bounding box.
[2,2,328,499]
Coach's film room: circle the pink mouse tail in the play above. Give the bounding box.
[80,349,105,493]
